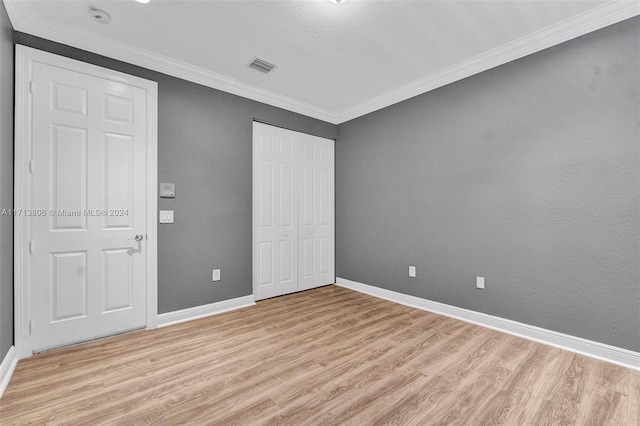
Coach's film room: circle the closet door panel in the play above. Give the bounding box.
[253,124,298,300]
[255,133,278,300]
[277,138,298,296]
[299,135,335,291]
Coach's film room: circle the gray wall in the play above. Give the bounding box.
[336,18,640,351]
[14,32,336,314]
[0,1,13,361]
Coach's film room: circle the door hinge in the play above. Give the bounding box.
[29,160,35,173]
[29,319,33,336]
[29,240,34,254]
[30,81,35,93]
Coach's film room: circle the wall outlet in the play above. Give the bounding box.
[476,276,485,290]
[409,266,416,278]
[212,269,221,282]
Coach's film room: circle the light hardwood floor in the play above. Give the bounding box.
[1,285,638,425]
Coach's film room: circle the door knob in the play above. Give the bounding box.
[128,234,144,242]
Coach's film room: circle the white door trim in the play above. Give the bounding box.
[13,45,158,359]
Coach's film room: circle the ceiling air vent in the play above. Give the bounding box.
[248,57,278,74]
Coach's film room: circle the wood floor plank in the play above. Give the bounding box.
[263,314,469,423]
[366,330,510,425]
[0,285,637,425]
[577,387,628,426]
[472,344,564,425]
[530,354,595,425]
[628,370,640,425]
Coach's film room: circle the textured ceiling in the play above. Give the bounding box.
[7,0,636,122]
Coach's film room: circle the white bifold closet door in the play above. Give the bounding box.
[253,122,334,301]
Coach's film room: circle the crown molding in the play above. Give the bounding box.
[4,0,638,125]
[2,0,22,28]
[3,0,340,124]
[336,1,640,123]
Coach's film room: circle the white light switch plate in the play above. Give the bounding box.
[212,269,221,282]
[476,276,485,289]
[159,210,174,224]
[409,266,416,278]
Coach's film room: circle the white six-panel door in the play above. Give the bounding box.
[29,60,149,352]
[299,134,334,291]
[253,123,299,300]
[253,122,334,300]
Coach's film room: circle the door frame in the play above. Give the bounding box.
[13,46,158,359]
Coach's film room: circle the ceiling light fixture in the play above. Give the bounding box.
[135,0,151,4]
[328,0,347,4]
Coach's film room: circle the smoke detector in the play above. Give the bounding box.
[248,57,278,74]
[89,9,111,24]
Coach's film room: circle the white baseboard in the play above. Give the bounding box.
[0,346,19,399]
[336,278,640,371]
[157,295,256,328]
